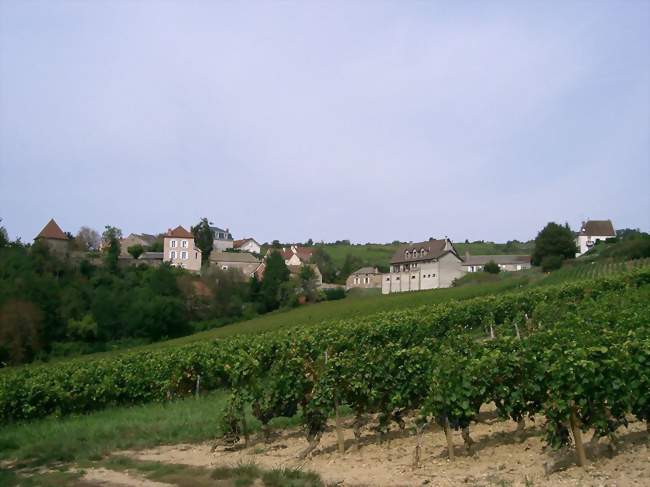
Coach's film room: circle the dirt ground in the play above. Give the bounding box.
[124,406,649,487]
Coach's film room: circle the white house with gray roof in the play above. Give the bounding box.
[382,238,464,294]
[575,220,616,256]
[210,226,234,251]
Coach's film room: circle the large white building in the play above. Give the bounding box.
[382,238,465,294]
[575,220,616,256]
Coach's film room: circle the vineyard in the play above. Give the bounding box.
[1,268,649,472]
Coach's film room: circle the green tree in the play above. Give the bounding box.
[67,313,98,341]
[483,261,500,274]
[0,218,8,247]
[298,265,318,303]
[311,247,337,283]
[191,217,214,266]
[338,254,364,284]
[532,222,576,266]
[0,300,43,365]
[102,225,122,272]
[259,250,290,312]
[127,244,144,260]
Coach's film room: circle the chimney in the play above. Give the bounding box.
[465,251,470,261]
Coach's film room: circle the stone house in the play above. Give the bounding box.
[163,226,202,273]
[346,267,382,290]
[34,219,70,255]
[382,238,464,294]
[575,220,616,256]
[210,226,234,251]
[233,238,261,254]
[461,253,531,272]
[209,250,262,278]
[119,233,158,256]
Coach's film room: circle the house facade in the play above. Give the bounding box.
[461,253,531,273]
[163,226,202,272]
[233,238,261,254]
[210,226,234,251]
[576,220,616,256]
[209,250,262,278]
[382,238,464,294]
[34,219,70,255]
[346,267,382,290]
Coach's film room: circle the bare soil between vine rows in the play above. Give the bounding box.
[121,405,649,486]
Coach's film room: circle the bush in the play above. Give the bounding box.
[541,255,564,272]
[323,287,346,301]
[483,261,500,274]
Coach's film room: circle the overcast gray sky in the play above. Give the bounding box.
[1,0,648,244]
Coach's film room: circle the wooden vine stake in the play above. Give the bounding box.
[443,417,455,461]
[240,403,249,447]
[335,394,345,454]
[569,407,587,468]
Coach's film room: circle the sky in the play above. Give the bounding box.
[1,1,648,244]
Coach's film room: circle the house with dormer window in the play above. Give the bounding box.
[382,238,464,294]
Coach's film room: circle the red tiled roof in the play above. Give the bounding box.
[35,219,68,241]
[165,225,193,238]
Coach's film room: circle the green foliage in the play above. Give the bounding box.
[102,225,122,272]
[66,314,98,341]
[191,217,214,265]
[532,222,576,266]
[258,251,290,312]
[323,287,345,300]
[483,260,500,274]
[310,248,337,283]
[541,254,564,272]
[127,244,144,260]
[1,269,647,428]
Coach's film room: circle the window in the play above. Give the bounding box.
[221,265,228,270]
[412,250,418,258]
[396,277,400,281]
[171,240,177,248]
[170,250,177,259]
[405,251,410,259]
[364,277,369,284]
[386,277,390,281]
[181,251,188,260]
[195,252,198,259]
[412,275,416,279]
[181,240,188,248]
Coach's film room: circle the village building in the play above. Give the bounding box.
[163,226,202,272]
[288,264,323,288]
[34,219,70,255]
[210,226,234,251]
[266,245,314,266]
[209,250,262,278]
[575,220,616,256]
[233,238,261,254]
[382,238,464,294]
[346,267,383,290]
[119,233,158,256]
[461,253,532,272]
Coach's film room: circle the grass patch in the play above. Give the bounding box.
[0,390,305,468]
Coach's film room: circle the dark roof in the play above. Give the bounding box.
[35,219,68,241]
[139,252,163,260]
[462,255,531,266]
[165,226,193,238]
[579,220,615,237]
[210,226,233,240]
[390,239,456,264]
[209,251,261,264]
[351,267,380,275]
